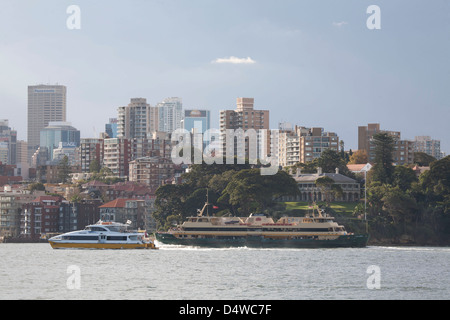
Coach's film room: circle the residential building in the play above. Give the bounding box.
[414,136,442,160]
[80,138,104,173]
[27,84,67,161]
[219,98,270,160]
[103,138,132,178]
[117,98,158,139]
[358,123,414,165]
[278,124,339,166]
[58,199,101,233]
[21,196,63,240]
[99,198,147,230]
[157,97,183,133]
[129,156,177,189]
[0,185,46,238]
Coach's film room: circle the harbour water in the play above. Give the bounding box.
[0,243,448,300]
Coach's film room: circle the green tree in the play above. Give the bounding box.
[89,158,101,173]
[370,132,395,184]
[392,165,418,192]
[413,152,436,166]
[57,156,71,184]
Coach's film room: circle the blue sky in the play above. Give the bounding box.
[1,0,449,154]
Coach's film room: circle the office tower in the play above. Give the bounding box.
[182,109,211,135]
[414,136,442,160]
[0,119,17,165]
[219,98,270,160]
[40,122,80,161]
[117,98,157,139]
[105,118,118,138]
[358,123,414,165]
[27,84,67,161]
[157,97,183,133]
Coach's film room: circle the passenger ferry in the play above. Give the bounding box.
[156,203,368,248]
[48,221,158,249]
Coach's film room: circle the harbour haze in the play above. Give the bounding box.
[1,243,448,300]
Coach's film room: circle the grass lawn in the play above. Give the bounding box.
[284,201,361,216]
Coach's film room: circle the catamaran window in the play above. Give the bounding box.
[86,226,108,232]
[62,236,99,241]
[107,236,127,241]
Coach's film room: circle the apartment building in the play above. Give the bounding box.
[358,123,414,165]
[118,98,158,139]
[129,156,177,189]
[0,186,46,238]
[21,196,63,240]
[414,136,442,160]
[278,124,339,166]
[219,98,270,160]
[103,138,132,178]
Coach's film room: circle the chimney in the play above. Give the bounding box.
[296,168,301,177]
[317,167,322,175]
[335,167,339,174]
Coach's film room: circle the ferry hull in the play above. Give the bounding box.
[155,233,369,248]
[49,241,158,249]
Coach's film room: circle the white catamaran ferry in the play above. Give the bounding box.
[49,221,158,249]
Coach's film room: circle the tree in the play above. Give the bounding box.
[414,152,436,166]
[57,156,71,184]
[349,150,368,164]
[370,132,395,184]
[317,149,354,178]
[89,159,101,173]
[392,165,418,192]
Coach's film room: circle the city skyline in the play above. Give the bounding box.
[1,0,449,154]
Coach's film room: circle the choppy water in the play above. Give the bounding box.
[0,243,448,300]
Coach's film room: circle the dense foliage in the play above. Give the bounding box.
[154,162,299,230]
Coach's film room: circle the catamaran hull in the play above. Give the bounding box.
[155,233,369,248]
[48,241,158,249]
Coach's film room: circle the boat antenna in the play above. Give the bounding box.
[206,188,209,216]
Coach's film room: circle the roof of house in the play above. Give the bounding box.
[293,173,357,184]
[99,198,144,208]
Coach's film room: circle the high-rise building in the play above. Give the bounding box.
[27,84,67,161]
[157,97,183,133]
[39,122,80,161]
[80,138,104,173]
[358,123,414,165]
[413,136,442,160]
[0,119,17,165]
[117,98,157,139]
[219,98,270,160]
[182,109,210,135]
[103,138,132,178]
[105,118,118,138]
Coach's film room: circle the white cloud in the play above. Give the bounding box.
[212,56,256,64]
[332,21,348,27]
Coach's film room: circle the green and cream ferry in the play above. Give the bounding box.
[156,203,369,248]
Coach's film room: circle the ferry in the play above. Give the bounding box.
[48,221,158,249]
[156,203,369,248]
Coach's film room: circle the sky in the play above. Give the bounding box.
[0,0,449,155]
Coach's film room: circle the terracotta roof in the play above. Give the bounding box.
[99,198,143,208]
